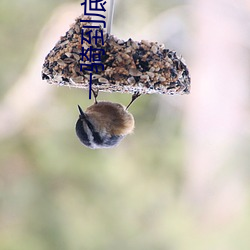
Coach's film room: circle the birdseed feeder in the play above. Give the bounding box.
[42,14,190,95]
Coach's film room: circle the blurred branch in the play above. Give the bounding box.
[184,0,250,225]
[0,4,82,139]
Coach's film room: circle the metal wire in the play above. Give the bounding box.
[107,0,115,34]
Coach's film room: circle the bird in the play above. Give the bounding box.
[75,90,140,149]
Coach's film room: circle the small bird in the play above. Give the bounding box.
[75,91,140,149]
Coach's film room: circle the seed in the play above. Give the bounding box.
[132,41,139,50]
[151,45,158,54]
[140,75,149,82]
[141,40,150,47]
[65,52,72,58]
[127,77,135,84]
[72,53,80,60]
[92,74,101,80]
[116,55,123,62]
[57,59,66,66]
[147,72,154,78]
[149,67,155,72]
[129,68,142,76]
[123,53,130,60]
[72,76,84,83]
[64,58,75,64]
[118,39,124,45]
[125,48,132,53]
[75,24,80,33]
[98,77,109,84]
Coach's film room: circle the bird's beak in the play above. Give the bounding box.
[77,105,86,118]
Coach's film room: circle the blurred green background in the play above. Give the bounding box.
[1,0,250,250]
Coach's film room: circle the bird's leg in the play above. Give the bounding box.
[91,89,99,104]
[126,91,141,110]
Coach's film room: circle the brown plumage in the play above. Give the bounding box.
[85,101,134,136]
